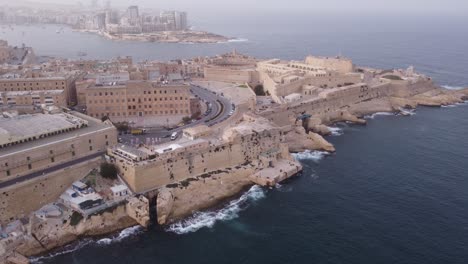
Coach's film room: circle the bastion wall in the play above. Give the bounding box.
[0,158,101,225]
[115,128,288,193]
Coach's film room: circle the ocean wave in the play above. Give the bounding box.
[442,85,465,90]
[364,112,395,119]
[167,185,265,234]
[97,226,143,245]
[30,239,94,263]
[398,108,416,116]
[292,150,329,162]
[228,38,249,43]
[30,226,143,263]
[327,126,343,136]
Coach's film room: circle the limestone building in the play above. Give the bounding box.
[108,115,299,193]
[85,81,196,125]
[0,109,117,183]
[203,51,259,84]
[257,56,362,103]
[0,72,79,106]
[0,90,66,110]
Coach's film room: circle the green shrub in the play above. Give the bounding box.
[70,211,83,226]
[100,162,118,180]
[382,75,403,81]
[254,85,266,96]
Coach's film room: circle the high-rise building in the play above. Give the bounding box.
[174,12,188,30]
[127,6,140,26]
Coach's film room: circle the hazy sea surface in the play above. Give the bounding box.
[1,13,467,87]
[3,12,468,264]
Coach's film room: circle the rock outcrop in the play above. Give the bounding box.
[159,167,255,224]
[156,189,175,225]
[285,126,335,153]
[15,204,136,257]
[126,196,150,228]
[307,132,336,152]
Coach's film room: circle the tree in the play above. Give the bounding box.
[182,116,191,124]
[114,122,129,133]
[101,115,109,122]
[70,211,83,226]
[254,85,266,96]
[100,162,118,180]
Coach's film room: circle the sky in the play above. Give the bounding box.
[2,0,468,17]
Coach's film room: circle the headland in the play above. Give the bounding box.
[0,39,467,263]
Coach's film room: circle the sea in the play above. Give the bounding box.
[2,12,468,264]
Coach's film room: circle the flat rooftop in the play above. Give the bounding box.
[2,90,64,96]
[0,111,115,157]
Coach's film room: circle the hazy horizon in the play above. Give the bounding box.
[1,0,467,17]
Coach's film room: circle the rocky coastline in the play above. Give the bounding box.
[285,86,468,153]
[2,81,467,263]
[77,29,233,43]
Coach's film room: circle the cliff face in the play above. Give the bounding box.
[15,204,136,257]
[263,80,468,155]
[157,166,255,225]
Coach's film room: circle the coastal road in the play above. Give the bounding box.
[119,83,234,145]
[0,151,104,190]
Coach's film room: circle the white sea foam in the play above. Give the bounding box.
[364,112,395,119]
[228,38,249,43]
[442,85,465,90]
[292,150,329,162]
[398,108,416,116]
[30,226,143,263]
[97,226,143,245]
[30,239,94,263]
[441,104,457,108]
[167,185,265,234]
[327,126,343,136]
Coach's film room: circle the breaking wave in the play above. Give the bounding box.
[442,85,465,90]
[30,226,143,263]
[398,108,416,116]
[364,112,395,119]
[293,150,329,162]
[327,126,344,136]
[96,226,143,245]
[167,185,265,234]
[228,38,249,43]
[30,239,94,263]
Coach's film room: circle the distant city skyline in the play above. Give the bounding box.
[0,0,467,16]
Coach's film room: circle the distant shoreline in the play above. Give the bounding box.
[1,23,236,44]
[76,28,234,44]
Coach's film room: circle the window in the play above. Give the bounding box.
[72,151,76,157]
[89,146,93,151]
[51,157,55,163]
[28,164,32,170]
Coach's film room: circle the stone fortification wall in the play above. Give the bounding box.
[260,70,362,103]
[264,82,390,122]
[261,78,436,126]
[0,126,116,183]
[115,121,287,193]
[0,158,101,225]
[204,67,259,84]
[305,56,354,73]
[389,78,437,97]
